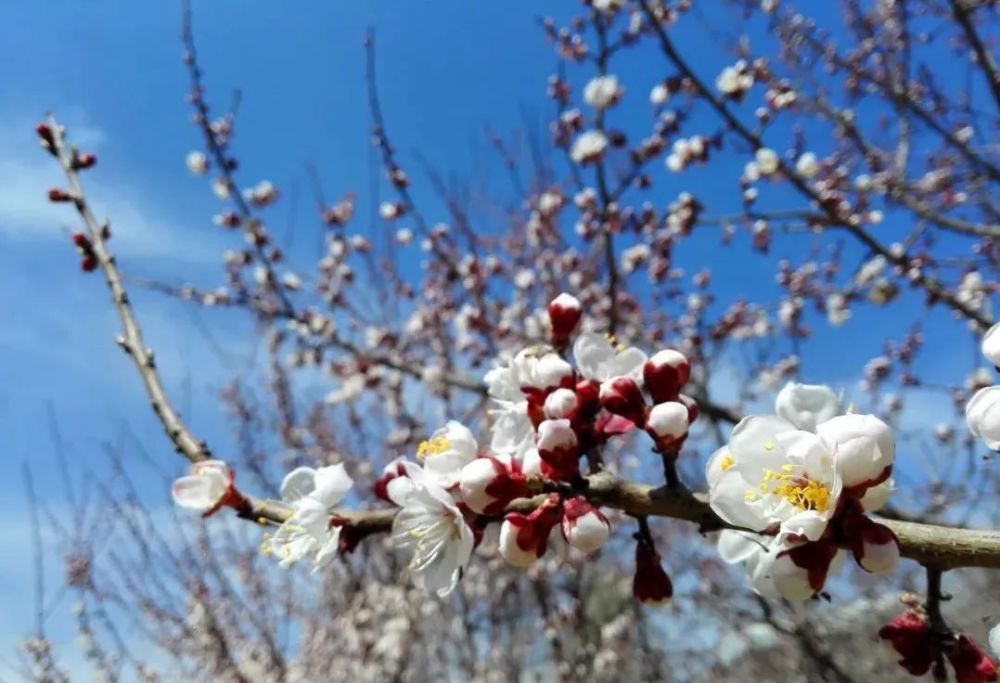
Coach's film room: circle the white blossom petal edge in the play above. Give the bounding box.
[392,479,474,597]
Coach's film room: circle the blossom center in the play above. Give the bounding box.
[417,436,452,460]
[719,454,735,471]
[758,467,831,512]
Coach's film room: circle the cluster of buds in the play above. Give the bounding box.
[479,293,696,593]
[570,130,609,165]
[243,180,280,208]
[71,232,98,272]
[599,347,695,458]
[321,193,357,226]
[715,60,755,99]
[879,608,997,682]
[665,135,712,172]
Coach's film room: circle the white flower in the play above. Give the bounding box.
[583,75,621,109]
[186,150,208,175]
[485,362,535,459]
[774,382,839,432]
[966,386,1000,450]
[707,416,844,542]
[171,460,231,513]
[267,464,354,570]
[795,152,819,178]
[650,83,669,105]
[755,147,780,176]
[592,0,623,13]
[573,332,647,383]
[990,623,1000,660]
[416,421,479,488]
[982,322,1000,367]
[716,64,752,95]
[571,130,608,164]
[392,479,474,596]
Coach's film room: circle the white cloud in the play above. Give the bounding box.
[0,111,225,265]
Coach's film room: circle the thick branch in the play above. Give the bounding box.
[244,471,1000,570]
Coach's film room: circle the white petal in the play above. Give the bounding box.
[605,347,648,384]
[171,473,226,512]
[311,464,354,508]
[280,467,316,502]
[988,623,1000,660]
[708,469,769,531]
[573,333,614,381]
[775,382,839,432]
[817,413,895,487]
[717,530,765,564]
[966,386,1000,450]
[981,322,1000,368]
[770,552,816,601]
[859,478,894,512]
[387,476,417,507]
[312,527,343,572]
[729,415,802,486]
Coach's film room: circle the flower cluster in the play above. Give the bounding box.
[709,382,898,600]
[966,323,1000,452]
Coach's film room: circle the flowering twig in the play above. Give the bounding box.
[42,116,212,464]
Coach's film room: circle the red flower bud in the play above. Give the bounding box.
[633,537,672,605]
[599,376,647,427]
[73,152,97,170]
[643,349,690,403]
[48,188,74,203]
[548,292,582,344]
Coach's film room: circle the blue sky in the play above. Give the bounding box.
[0,0,993,675]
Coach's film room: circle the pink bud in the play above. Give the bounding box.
[643,349,690,403]
[536,419,580,480]
[548,292,582,343]
[599,376,647,427]
[678,393,699,424]
[459,456,530,515]
[499,495,562,567]
[543,387,579,419]
[373,458,421,506]
[645,401,689,450]
[561,498,609,554]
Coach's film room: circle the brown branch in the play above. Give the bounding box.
[637,0,995,330]
[243,470,1000,570]
[46,115,211,464]
[949,0,1000,114]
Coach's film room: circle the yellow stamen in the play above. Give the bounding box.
[720,454,735,471]
[760,468,831,511]
[417,436,451,460]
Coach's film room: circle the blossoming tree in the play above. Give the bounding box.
[20,0,1000,681]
